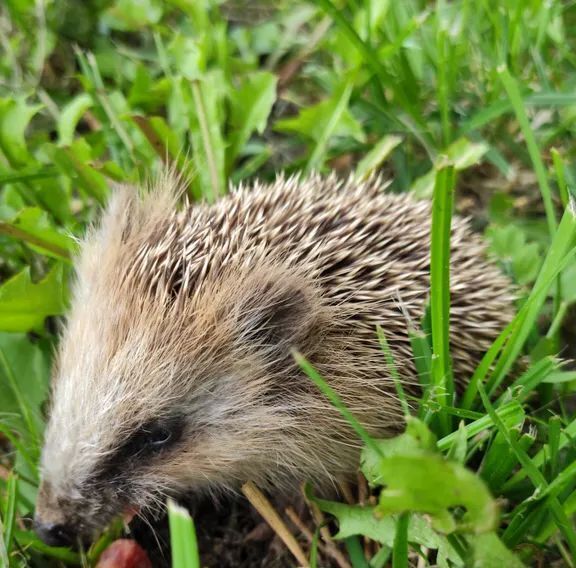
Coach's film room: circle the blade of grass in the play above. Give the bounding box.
[0,349,40,449]
[436,27,451,146]
[481,429,536,493]
[437,401,525,452]
[306,79,354,173]
[294,351,383,458]
[1,473,17,557]
[0,424,37,477]
[477,384,576,557]
[551,148,570,209]
[498,64,557,236]
[486,198,576,395]
[392,512,410,568]
[0,165,58,186]
[344,536,370,568]
[308,0,432,148]
[190,80,223,202]
[309,526,320,568]
[534,489,576,544]
[0,520,7,568]
[497,356,561,405]
[75,48,135,165]
[13,530,80,563]
[547,416,562,482]
[547,302,568,340]
[377,326,410,416]
[504,416,576,490]
[370,545,391,568]
[168,499,200,568]
[429,162,456,433]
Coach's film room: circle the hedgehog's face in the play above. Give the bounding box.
[35,255,325,547]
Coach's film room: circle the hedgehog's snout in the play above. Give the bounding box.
[34,480,103,548]
[34,517,76,548]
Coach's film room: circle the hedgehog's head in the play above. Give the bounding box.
[34,187,332,547]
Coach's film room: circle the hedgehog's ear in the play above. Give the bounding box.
[236,274,319,352]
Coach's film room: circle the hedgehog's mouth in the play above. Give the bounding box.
[122,506,140,525]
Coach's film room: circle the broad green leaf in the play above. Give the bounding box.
[102,0,163,31]
[513,242,540,285]
[355,135,402,180]
[361,418,437,486]
[0,265,68,332]
[227,71,277,167]
[469,532,525,567]
[0,98,42,167]
[34,177,73,224]
[168,35,206,81]
[3,207,75,260]
[411,139,489,198]
[275,91,365,145]
[0,332,50,429]
[361,419,497,534]
[376,453,498,534]
[0,186,26,220]
[52,142,109,204]
[487,224,542,284]
[132,115,190,177]
[58,93,93,146]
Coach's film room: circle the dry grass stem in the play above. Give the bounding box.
[242,481,309,567]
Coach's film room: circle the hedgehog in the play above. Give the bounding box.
[33,174,514,547]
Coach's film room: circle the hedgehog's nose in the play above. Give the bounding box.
[34,518,76,548]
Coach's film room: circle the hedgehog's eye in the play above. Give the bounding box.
[146,424,173,447]
[125,417,185,458]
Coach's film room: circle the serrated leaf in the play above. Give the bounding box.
[361,418,437,486]
[307,495,462,566]
[0,265,68,332]
[228,71,277,167]
[360,419,497,534]
[376,453,498,534]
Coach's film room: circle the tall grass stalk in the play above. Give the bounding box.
[429,162,456,433]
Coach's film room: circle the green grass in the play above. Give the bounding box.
[0,0,576,566]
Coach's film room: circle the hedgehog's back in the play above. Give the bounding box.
[118,174,514,385]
